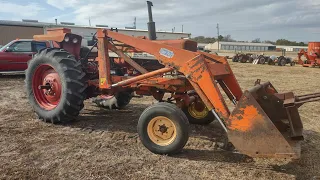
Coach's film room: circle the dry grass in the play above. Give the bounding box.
[0,62,319,180]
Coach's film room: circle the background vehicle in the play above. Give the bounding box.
[0,39,51,74]
[272,56,295,66]
[297,42,320,67]
[232,53,253,63]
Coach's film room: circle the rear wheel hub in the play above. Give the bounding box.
[188,101,209,119]
[32,65,62,110]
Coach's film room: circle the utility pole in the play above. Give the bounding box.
[182,25,184,33]
[89,17,91,26]
[217,23,220,52]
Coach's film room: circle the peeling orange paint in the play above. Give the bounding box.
[229,105,264,131]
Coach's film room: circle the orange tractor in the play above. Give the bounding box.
[297,42,320,67]
[25,1,320,159]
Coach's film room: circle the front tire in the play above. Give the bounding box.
[25,48,86,123]
[137,102,189,155]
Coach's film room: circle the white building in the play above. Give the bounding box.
[197,43,209,50]
[44,25,191,46]
[205,42,276,51]
[0,20,191,46]
[276,45,308,52]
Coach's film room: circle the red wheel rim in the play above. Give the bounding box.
[32,64,62,110]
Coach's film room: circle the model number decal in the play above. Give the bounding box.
[159,48,174,58]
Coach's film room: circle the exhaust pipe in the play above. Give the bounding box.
[147,1,156,40]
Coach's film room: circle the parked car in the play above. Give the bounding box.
[0,39,52,74]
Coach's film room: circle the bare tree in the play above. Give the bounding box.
[252,38,261,43]
[223,35,235,42]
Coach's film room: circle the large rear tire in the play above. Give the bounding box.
[182,101,215,125]
[137,102,189,155]
[25,48,87,123]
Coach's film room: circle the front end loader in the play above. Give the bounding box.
[25,2,320,159]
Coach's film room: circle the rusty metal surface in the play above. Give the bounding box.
[154,39,198,52]
[106,30,239,120]
[32,28,320,159]
[111,67,174,87]
[97,29,112,89]
[308,42,320,55]
[227,90,301,158]
[297,42,320,67]
[207,63,230,77]
[296,92,320,105]
[34,28,71,42]
[34,28,82,59]
[107,42,148,74]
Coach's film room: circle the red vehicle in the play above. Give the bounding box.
[0,39,51,74]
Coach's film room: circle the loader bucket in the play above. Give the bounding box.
[226,81,306,159]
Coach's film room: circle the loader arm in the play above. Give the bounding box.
[101,30,320,159]
[105,29,242,120]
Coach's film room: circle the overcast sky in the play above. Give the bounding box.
[1,0,320,42]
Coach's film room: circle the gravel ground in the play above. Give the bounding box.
[0,62,319,180]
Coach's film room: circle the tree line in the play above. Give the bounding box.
[191,35,307,46]
[191,35,235,43]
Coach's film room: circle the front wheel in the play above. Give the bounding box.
[137,102,189,155]
[25,48,86,123]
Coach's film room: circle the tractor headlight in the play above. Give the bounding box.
[73,38,78,44]
[64,36,70,42]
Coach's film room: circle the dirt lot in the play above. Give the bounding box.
[0,62,319,180]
